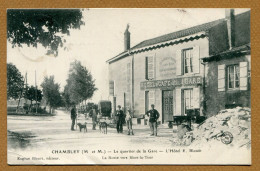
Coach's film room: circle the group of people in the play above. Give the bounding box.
[115,104,160,136]
[115,105,134,135]
[70,105,99,131]
[70,104,160,136]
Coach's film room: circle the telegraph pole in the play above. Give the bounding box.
[35,70,38,114]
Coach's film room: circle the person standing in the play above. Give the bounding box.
[71,105,77,131]
[116,105,124,133]
[146,104,160,136]
[125,108,134,135]
[91,107,97,130]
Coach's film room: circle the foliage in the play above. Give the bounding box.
[41,75,62,113]
[65,60,97,104]
[62,84,74,109]
[85,102,98,113]
[24,85,43,105]
[7,63,24,100]
[7,9,85,56]
[30,106,48,114]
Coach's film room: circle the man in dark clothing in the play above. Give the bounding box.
[71,105,77,131]
[146,104,160,136]
[91,107,97,130]
[116,105,124,133]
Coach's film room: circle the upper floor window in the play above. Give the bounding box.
[145,56,154,80]
[176,46,200,76]
[183,48,193,74]
[227,65,240,89]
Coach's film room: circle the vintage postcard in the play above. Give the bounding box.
[7,8,251,165]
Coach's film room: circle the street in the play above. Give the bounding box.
[7,109,251,165]
[7,110,179,164]
[8,110,175,149]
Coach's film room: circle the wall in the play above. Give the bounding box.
[205,55,251,116]
[108,55,132,114]
[133,37,209,119]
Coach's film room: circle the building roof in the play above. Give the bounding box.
[202,43,251,62]
[130,19,224,50]
[107,10,250,64]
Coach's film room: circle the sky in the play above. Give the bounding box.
[7,8,250,103]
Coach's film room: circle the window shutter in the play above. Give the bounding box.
[145,57,148,80]
[193,87,200,109]
[147,56,154,80]
[149,90,155,106]
[109,80,114,96]
[139,91,145,114]
[193,46,200,73]
[218,64,225,91]
[240,62,248,90]
[176,49,182,76]
[126,62,131,92]
[175,88,182,116]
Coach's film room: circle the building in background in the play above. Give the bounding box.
[107,9,250,123]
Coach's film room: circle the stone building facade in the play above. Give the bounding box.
[107,9,250,123]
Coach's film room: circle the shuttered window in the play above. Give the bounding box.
[240,62,248,90]
[227,65,239,89]
[218,64,225,91]
[145,56,154,80]
[109,80,114,96]
[176,46,200,76]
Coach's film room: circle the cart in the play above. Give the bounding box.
[172,109,206,128]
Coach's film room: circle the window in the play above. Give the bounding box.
[228,65,240,89]
[145,56,154,80]
[183,48,193,74]
[183,89,193,115]
[145,57,148,80]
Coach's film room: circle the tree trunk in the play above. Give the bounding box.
[30,100,32,112]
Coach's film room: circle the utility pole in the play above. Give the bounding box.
[25,72,29,113]
[35,70,38,114]
[25,72,28,104]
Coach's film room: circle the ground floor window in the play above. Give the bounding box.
[183,89,193,115]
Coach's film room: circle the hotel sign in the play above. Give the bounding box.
[140,76,202,90]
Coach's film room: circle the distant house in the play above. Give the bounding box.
[107,9,250,123]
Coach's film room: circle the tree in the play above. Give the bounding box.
[7,9,85,56]
[65,60,97,104]
[24,85,43,108]
[7,63,24,100]
[63,84,73,110]
[41,76,62,113]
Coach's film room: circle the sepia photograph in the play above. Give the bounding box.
[6,8,251,165]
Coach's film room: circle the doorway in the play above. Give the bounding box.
[162,90,173,123]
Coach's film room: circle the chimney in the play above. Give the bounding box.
[225,9,235,49]
[124,24,130,51]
